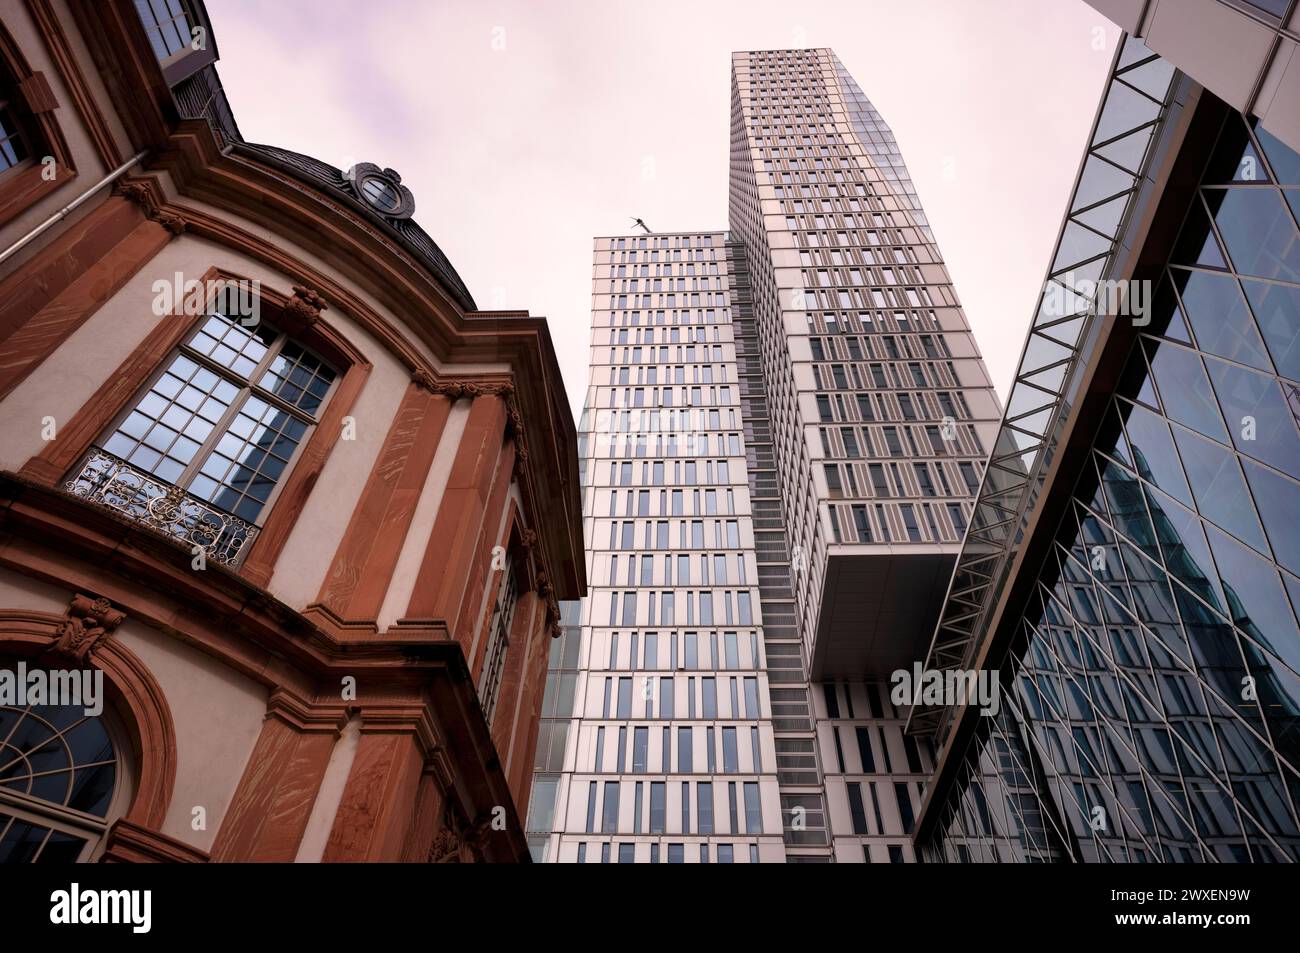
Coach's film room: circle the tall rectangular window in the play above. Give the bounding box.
[649,782,666,834]
[632,726,648,773]
[848,782,869,835]
[947,502,967,535]
[744,782,762,833]
[856,726,875,773]
[722,727,738,772]
[677,727,693,772]
[601,781,620,833]
[697,783,714,834]
[702,678,717,718]
[477,552,519,722]
[823,683,840,718]
[895,783,915,834]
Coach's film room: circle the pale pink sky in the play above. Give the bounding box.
[208,0,1120,415]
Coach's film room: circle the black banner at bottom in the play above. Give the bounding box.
[0,861,1278,940]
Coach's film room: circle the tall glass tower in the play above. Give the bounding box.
[526,231,786,863]
[526,48,1001,863]
[727,48,1001,861]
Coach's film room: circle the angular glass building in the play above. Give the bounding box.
[911,31,1300,862]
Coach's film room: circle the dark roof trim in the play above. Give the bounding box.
[227,140,477,312]
[166,55,477,313]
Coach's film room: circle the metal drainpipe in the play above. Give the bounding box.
[0,151,149,268]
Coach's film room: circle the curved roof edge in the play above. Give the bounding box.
[169,58,477,313]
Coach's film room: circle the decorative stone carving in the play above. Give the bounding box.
[279,285,327,335]
[427,806,494,863]
[409,374,516,404]
[511,439,533,485]
[113,178,188,239]
[534,572,562,639]
[113,179,151,206]
[154,211,187,236]
[50,594,126,664]
[410,368,437,392]
[504,401,524,439]
[427,827,464,863]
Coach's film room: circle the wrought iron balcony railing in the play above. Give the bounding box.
[65,448,259,568]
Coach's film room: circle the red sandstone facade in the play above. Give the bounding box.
[0,0,583,862]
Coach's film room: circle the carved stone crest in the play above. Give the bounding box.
[427,807,494,863]
[51,594,126,664]
[279,285,327,335]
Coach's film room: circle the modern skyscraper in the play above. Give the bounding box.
[527,47,1001,862]
[529,230,786,863]
[728,47,1003,862]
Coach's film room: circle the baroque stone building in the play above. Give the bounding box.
[0,0,583,862]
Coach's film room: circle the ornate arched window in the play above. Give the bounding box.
[0,666,132,862]
[66,307,339,568]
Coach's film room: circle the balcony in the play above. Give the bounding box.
[64,448,260,568]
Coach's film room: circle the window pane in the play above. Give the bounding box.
[101,353,238,481]
[1169,426,1267,554]
[1170,269,1271,371]
[1240,277,1300,383]
[1203,186,1300,284]
[258,339,336,415]
[1205,357,1300,475]
[1145,339,1227,442]
[198,403,307,522]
